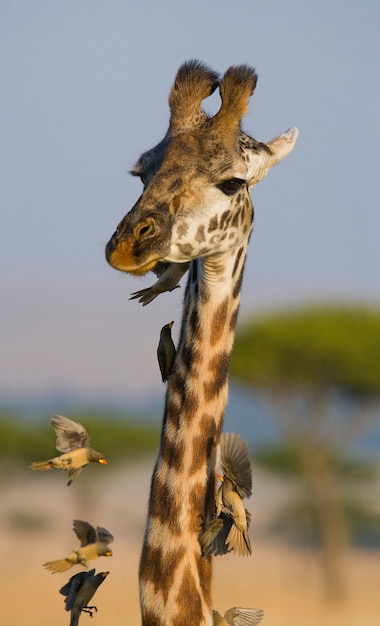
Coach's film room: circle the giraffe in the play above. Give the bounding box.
[105,60,297,626]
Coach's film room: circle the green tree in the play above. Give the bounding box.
[231,305,380,396]
[230,305,380,602]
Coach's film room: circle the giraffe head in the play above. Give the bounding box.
[106,60,297,275]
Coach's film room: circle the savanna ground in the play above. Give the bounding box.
[1,459,378,626]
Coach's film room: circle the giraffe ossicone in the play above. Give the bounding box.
[106,60,297,626]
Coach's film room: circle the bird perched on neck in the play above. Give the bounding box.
[157,320,176,382]
[59,568,109,626]
[29,414,107,485]
[200,432,252,556]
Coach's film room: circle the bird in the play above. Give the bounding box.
[157,321,176,382]
[200,432,252,557]
[29,414,107,485]
[212,606,264,625]
[130,261,189,305]
[59,568,109,626]
[43,519,113,574]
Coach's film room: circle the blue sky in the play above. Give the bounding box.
[1,1,379,404]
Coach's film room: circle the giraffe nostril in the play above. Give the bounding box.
[140,225,152,236]
[134,217,157,242]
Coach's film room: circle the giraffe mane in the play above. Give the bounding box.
[168,59,219,133]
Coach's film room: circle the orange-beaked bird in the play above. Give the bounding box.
[200,432,252,557]
[29,414,107,485]
[44,520,113,574]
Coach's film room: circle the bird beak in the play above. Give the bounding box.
[99,458,107,465]
[216,473,224,482]
[106,551,113,557]
[169,320,174,328]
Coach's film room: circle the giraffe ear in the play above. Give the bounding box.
[211,66,258,134]
[266,126,299,165]
[245,127,299,188]
[168,60,219,133]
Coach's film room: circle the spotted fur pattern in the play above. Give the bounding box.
[139,246,249,626]
[105,60,297,626]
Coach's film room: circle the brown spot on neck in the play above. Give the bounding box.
[203,350,230,400]
[209,297,229,347]
[172,565,204,625]
[232,261,245,299]
[140,611,164,626]
[232,245,244,278]
[149,475,182,533]
[140,544,185,604]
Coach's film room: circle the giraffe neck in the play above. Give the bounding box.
[139,245,247,626]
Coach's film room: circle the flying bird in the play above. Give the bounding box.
[130,261,189,305]
[29,414,107,485]
[213,606,264,626]
[200,432,252,557]
[44,519,113,574]
[60,568,109,626]
[157,321,176,382]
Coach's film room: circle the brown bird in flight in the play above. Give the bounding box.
[130,261,189,305]
[59,568,109,626]
[200,432,252,557]
[44,519,113,574]
[213,606,264,625]
[157,321,176,382]
[29,414,107,485]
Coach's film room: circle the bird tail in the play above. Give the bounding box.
[43,558,74,574]
[226,525,252,556]
[29,460,53,471]
[70,609,80,626]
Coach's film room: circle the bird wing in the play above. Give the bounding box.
[199,518,224,556]
[212,517,233,556]
[59,575,76,598]
[59,570,94,611]
[96,526,114,545]
[72,520,97,546]
[220,433,252,499]
[224,607,264,626]
[199,516,232,557]
[51,414,91,452]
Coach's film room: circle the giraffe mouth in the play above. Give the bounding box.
[107,251,162,276]
[126,258,163,276]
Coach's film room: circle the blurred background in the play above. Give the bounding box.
[1,2,379,625]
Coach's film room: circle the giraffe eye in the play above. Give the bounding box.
[218,178,245,196]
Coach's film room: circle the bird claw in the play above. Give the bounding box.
[82,605,98,618]
[74,550,88,567]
